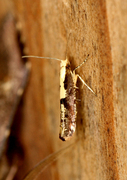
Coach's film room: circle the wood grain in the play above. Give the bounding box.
[1,0,127,179]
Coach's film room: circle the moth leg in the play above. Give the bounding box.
[76,74,96,95]
[73,72,79,89]
[75,86,79,89]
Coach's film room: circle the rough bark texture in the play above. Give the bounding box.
[0,0,127,180]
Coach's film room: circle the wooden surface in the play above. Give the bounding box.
[0,0,127,179]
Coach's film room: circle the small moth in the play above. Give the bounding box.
[22,54,95,141]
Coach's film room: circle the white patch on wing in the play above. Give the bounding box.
[60,59,68,99]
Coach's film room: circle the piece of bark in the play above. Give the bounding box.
[6,0,127,180]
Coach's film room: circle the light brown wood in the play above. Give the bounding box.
[2,0,127,179]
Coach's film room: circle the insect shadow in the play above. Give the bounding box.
[68,55,91,141]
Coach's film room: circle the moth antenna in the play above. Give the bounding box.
[22,55,62,62]
[73,54,90,71]
[77,74,97,96]
[23,142,76,180]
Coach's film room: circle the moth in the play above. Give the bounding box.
[22,54,95,141]
[21,55,96,179]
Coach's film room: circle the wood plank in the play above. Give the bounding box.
[3,0,127,179]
